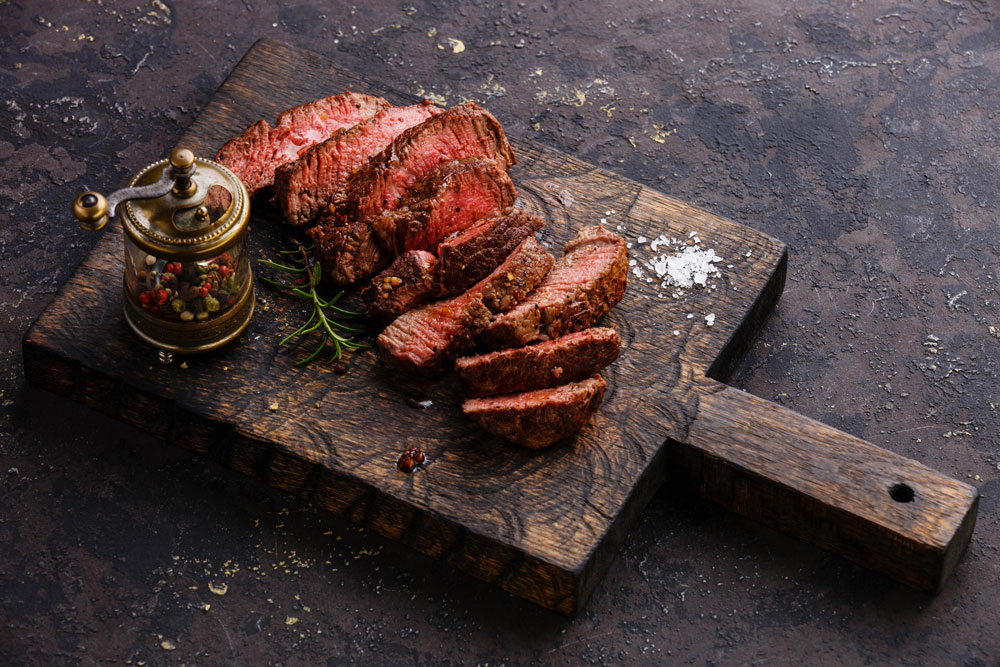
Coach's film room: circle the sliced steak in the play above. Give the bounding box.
[455,327,620,396]
[435,208,544,296]
[308,221,390,285]
[216,92,389,196]
[362,250,438,324]
[369,156,517,256]
[317,156,515,286]
[462,375,607,448]
[339,104,516,221]
[481,226,628,349]
[475,237,554,314]
[377,237,553,374]
[273,102,442,227]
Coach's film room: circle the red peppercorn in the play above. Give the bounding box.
[199,285,210,297]
[156,289,168,305]
[139,291,152,305]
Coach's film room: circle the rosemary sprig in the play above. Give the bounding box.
[258,242,369,365]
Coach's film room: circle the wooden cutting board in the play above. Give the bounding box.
[23,39,978,615]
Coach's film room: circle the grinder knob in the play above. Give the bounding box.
[72,191,109,231]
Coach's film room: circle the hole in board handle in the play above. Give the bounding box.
[889,482,915,503]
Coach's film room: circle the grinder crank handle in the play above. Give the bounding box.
[669,381,979,593]
[71,148,198,231]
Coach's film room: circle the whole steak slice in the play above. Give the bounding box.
[273,102,442,227]
[362,250,438,324]
[370,156,517,256]
[216,92,389,196]
[455,327,620,396]
[339,103,516,221]
[435,208,544,296]
[462,375,607,449]
[480,226,628,349]
[377,237,553,374]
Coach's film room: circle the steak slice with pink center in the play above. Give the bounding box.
[455,327,620,396]
[369,156,517,256]
[216,91,389,196]
[273,102,442,227]
[339,103,516,221]
[480,226,628,349]
[461,375,607,449]
[377,237,554,374]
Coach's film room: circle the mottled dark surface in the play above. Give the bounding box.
[3,0,999,664]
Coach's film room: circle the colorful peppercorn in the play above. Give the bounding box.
[133,254,240,322]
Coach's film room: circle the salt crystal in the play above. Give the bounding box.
[686,313,693,319]
[637,236,647,244]
[673,330,680,336]
[705,313,716,327]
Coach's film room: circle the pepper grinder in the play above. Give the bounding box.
[72,148,254,364]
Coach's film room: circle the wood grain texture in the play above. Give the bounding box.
[22,39,977,614]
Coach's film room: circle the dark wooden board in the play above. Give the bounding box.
[23,39,978,614]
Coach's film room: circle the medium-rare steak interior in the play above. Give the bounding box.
[216,91,389,196]
[368,156,517,256]
[273,101,442,227]
[337,103,516,221]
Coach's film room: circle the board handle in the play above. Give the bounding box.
[670,382,979,592]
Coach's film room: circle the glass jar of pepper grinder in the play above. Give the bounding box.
[71,148,254,364]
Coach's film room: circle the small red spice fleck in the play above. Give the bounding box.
[396,447,425,473]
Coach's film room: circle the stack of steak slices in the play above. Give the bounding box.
[457,227,628,448]
[218,94,629,449]
[272,101,442,227]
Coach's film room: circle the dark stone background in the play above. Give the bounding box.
[3,0,999,664]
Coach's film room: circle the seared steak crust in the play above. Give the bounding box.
[339,104,516,221]
[273,102,441,227]
[308,221,390,285]
[462,375,607,448]
[377,237,553,374]
[455,327,620,396]
[362,250,438,324]
[435,208,544,296]
[481,226,628,349]
[216,92,389,196]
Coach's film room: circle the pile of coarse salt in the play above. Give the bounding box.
[625,230,722,298]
